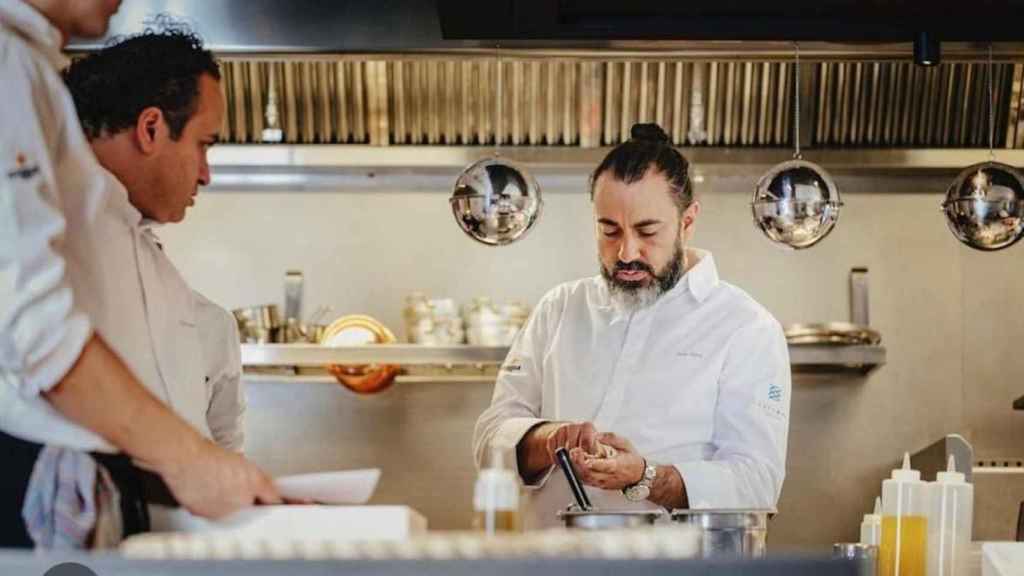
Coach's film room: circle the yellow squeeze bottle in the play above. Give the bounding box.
[880,452,929,576]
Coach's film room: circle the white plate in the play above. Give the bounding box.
[274,468,381,504]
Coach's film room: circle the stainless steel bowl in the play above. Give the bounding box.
[558,509,665,530]
[671,509,771,558]
[942,161,1024,251]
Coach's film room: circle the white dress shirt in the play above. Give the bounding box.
[0,0,243,452]
[473,249,791,529]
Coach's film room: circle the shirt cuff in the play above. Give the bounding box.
[672,460,739,510]
[23,313,92,397]
[489,416,549,488]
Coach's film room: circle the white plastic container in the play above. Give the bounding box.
[473,449,520,534]
[861,496,882,546]
[928,455,974,576]
[880,453,929,576]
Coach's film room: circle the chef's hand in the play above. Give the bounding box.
[544,421,602,464]
[518,421,607,483]
[569,432,645,491]
[152,440,282,519]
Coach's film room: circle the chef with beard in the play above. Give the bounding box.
[473,123,791,528]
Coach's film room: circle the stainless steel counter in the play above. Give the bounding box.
[0,552,860,576]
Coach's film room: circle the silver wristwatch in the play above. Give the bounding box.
[623,459,657,502]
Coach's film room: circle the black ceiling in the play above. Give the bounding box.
[438,0,1024,42]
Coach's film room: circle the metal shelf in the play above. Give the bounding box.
[241,344,509,366]
[241,343,885,375]
[788,344,886,375]
[242,373,498,385]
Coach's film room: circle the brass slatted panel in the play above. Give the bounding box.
[217,59,1022,149]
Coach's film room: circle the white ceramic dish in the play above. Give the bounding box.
[274,468,381,504]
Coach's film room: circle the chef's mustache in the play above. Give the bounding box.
[614,260,654,274]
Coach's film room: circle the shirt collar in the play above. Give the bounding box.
[95,165,151,229]
[678,248,720,304]
[0,0,67,69]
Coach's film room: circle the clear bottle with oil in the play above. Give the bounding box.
[473,449,520,533]
[880,453,929,576]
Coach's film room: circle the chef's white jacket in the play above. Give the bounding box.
[0,0,243,452]
[473,249,791,528]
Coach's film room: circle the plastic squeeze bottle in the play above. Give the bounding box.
[861,496,883,546]
[927,455,973,576]
[879,453,928,576]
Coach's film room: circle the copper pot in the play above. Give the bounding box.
[321,315,399,395]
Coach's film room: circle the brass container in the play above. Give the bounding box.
[321,315,399,395]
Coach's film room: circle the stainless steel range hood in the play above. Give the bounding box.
[212,57,1024,150]
[68,0,1024,178]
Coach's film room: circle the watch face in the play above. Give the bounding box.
[625,485,650,502]
[644,464,657,481]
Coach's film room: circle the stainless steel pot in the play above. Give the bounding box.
[558,509,665,530]
[232,304,282,343]
[670,509,771,558]
[833,543,877,576]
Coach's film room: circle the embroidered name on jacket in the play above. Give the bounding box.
[7,152,40,180]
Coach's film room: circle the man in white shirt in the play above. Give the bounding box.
[0,0,278,548]
[473,123,791,529]
[61,27,245,452]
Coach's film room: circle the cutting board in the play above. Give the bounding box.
[149,505,427,542]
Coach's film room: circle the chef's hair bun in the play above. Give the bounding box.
[630,123,670,144]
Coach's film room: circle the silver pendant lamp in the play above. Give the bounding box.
[753,43,843,249]
[942,44,1024,251]
[449,49,542,246]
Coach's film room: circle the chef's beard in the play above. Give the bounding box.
[600,239,685,311]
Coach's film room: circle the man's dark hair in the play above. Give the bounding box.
[589,123,694,214]
[63,21,220,141]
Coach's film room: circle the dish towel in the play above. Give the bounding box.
[20,446,123,549]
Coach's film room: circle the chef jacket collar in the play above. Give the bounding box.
[98,166,166,236]
[0,0,67,69]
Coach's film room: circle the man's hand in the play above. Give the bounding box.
[46,336,282,519]
[517,421,603,482]
[146,440,282,519]
[569,432,645,491]
[544,421,601,463]
[573,431,689,509]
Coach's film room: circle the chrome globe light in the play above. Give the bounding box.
[753,159,842,249]
[752,43,842,250]
[942,161,1024,251]
[450,53,542,246]
[450,157,542,246]
[943,45,1024,252]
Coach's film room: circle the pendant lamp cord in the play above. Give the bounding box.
[496,46,503,156]
[988,43,995,161]
[794,42,802,160]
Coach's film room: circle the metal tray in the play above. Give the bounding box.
[784,322,881,346]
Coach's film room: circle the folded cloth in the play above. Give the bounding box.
[21,447,123,549]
